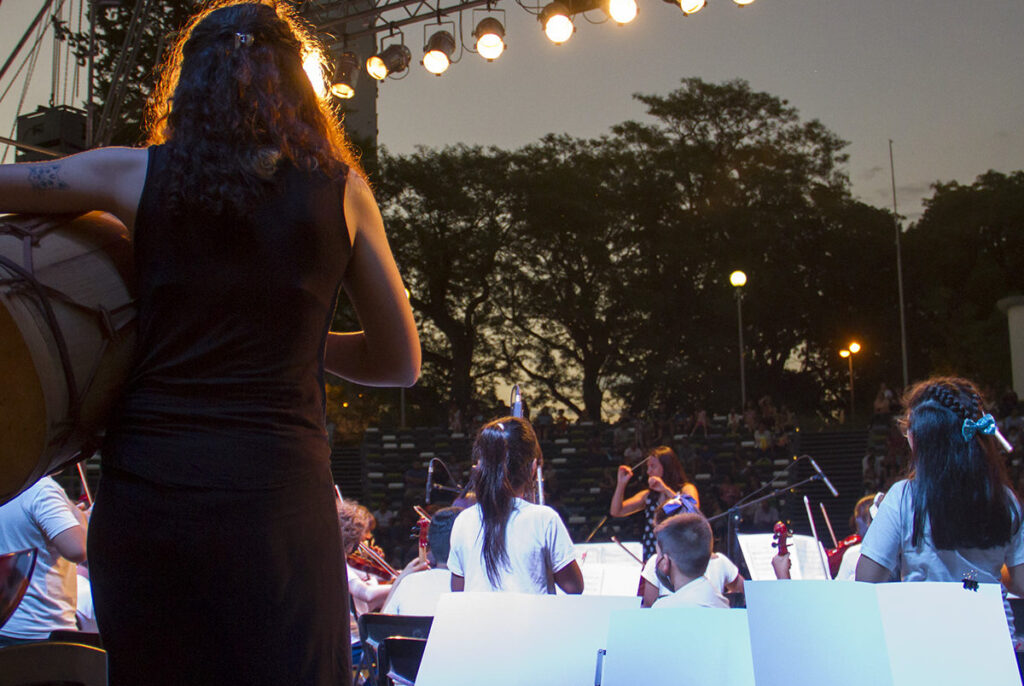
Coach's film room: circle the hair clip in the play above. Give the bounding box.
[234,32,255,48]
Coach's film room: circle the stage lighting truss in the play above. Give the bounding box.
[312,0,758,94]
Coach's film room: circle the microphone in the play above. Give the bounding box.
[805,455,839,497]
[510,385,523,418]
[426,459,434,505]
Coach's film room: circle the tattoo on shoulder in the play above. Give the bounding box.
[28,164,69,191]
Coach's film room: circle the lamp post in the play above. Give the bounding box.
[730,271,747,409]
[839,341,861,420]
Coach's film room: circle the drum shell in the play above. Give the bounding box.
[0,212,135,505]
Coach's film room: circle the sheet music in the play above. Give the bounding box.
[574,542,643,596]
[736,533,830,580]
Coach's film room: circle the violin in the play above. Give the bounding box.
[348,541,398,582]
[825,534,862,578]
[772,521,791,556]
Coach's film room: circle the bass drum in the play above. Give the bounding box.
[0,212,135,506]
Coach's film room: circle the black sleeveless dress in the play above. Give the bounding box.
[89,145,352,686]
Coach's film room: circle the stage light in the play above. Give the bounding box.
[330,52,359,99]
[733,0,756,5]
[608,0,638,24]
[539,3,574,44]
[679,0,706,14]
[473,17,506,61]
[422,30,456,75]
[367,44,412,80]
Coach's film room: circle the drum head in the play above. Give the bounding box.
[0,303,47,504]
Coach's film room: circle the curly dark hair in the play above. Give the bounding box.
[145,1,362,217]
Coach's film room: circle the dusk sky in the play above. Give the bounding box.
[1,0,1021,221]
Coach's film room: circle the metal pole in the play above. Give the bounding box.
[736,289,746,409]
[890,140,909,389]
[848,355,855,420]
[86,0,95,148]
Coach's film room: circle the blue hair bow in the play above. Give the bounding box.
[962,413,997,442]
[661,493,699,516]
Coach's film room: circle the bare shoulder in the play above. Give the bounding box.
[342,167,380,245]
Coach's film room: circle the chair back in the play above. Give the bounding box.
[380,637,427,686]
[0,641,107,686]
[0,548,37,630]
[356,613,433,686]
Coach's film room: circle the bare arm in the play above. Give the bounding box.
[325,170,420,387]
[681,482,701,509]
[609,466,647,517]
[553,561,584,594]
[0,148,148,232]
[640,578,660,607]
[854,553,891,583]
[52,525,87,564]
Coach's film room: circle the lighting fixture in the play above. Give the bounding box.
[367,44,412,80]
[679,0,705,14]
[539,2,574,44]
[330,52,359,99]
[608,0,638,24]
[422,30,456,75]
[473,17,506,61]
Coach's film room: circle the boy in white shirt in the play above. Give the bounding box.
[650,513,728,609]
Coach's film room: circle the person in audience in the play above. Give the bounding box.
[856,376,1024,645]
[650,513,728,609]
[382,507,461,616]
[0,476,87,646]
[611,446,701,560]
[640,496,742,606]
[448,417,583,594]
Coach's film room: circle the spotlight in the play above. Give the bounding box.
[422,30,456,75]
[539,2,574,44]
[608,0,638,24]
[733,0,756,5]
[473,17,506,61]
[367,44,412,80]
[330,52,359,99]
[678,0,705,14]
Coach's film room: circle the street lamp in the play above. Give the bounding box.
[839,341,861,420]
[730,271,747,409]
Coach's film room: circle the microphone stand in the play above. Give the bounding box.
[708,473,833,572]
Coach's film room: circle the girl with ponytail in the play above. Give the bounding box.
[857,377,1024,643]
[448,417,584,594]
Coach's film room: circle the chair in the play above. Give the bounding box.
[0,548,37,630]
[378,637,427,686]
[356,614,433,686]
[47,630,103,648]
[0,641,107,686]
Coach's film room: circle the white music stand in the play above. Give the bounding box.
[745,580,1019,686]
[415,592,639,686]
[601,607,755,686]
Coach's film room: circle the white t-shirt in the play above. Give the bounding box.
[834,543,862,582]
[860,479,1024,636]
[448,499,577,594]
[381,568,451,616]
[0,477,81,639]
[651,576,729,609]
[641,553,740,598]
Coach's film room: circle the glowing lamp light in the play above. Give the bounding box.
[367,44,412,81]
[679,0,706,14]
[422,30,456,75]
[839,350,850,359]
[848,342,861,354]
[608,0,638,24]
[330,52,359,99]
[729,270,747,288]
[733,0,756,5]
[474,18,506,61]
[540,3,574,44]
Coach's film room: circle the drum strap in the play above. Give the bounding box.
[0,254,81,427]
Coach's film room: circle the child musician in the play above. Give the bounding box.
[650,513,729,609]
[448,417,584,594]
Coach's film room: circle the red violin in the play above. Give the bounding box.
[826,534,862,578]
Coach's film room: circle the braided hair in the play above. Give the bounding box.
[902,377,1018,549]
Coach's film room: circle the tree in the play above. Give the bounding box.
[375,145,515,419]
[903,170,1024,385]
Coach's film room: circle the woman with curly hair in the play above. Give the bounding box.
[857,377,1024,643]
[0,2,419,684]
